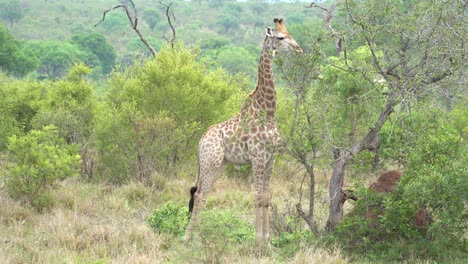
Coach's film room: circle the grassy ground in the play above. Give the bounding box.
[0,160,356,263]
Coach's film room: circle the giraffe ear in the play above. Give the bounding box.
[266,27,274,36]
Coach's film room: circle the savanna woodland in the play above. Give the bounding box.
[0,0,466,263]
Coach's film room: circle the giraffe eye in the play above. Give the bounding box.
[277,37,285,40]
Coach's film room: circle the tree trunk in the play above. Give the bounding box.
[326,148,349,231]
[326,94,395,231]
[296,161,318,235]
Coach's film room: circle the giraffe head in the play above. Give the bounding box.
[265,18,302,54]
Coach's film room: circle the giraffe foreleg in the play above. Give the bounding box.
[261,154,276,241]
[252,156,267,242]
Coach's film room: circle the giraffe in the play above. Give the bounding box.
[184,18,302,242]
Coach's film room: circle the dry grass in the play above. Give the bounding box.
[0,162,354,264]
[291,245,348,264]
[0,178,171,263]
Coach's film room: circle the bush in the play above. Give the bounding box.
[398,121,467,257]
[4,125,81,210]
[147,202,255,244]
[0,75,43,151]
[96,44,246,182]
[334,119,467,261]
[198,209,254,244]
[271,230,314,259]
[32,64,95,144]
[194,209,255,263]
[148,202,188,237]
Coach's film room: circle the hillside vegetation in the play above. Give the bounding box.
[0,0,466,263]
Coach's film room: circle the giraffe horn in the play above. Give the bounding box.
[274,18,287,33]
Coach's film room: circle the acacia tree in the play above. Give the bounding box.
[0,0,24,27]
[0,24,37,77]
[71,33,117,75]
[23,40,86,79]
[322,0,466,231]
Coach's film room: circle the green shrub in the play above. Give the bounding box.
[148,202,188,236]
[4,125,81,210]
[96,44,246,183]
[198,209,254,244]
[194,209,255,263]
[30,191,55,213]
[271,230,313,259]
[398,122,467,257]
[334,121,466,261]
[147,202,255,244]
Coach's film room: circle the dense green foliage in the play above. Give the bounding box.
[4,125,81,211]
[0,0,321,80]
[71,33,117,75]
[23,40,89,79]
[0,0,23,27]
[334,109,467,260]
[0,24,37,77]
[148,202,188,236]
[148,202,254,242]
[95,44,246,183]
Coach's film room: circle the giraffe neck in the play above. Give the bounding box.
[248,38,276,118]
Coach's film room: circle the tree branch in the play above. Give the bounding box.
[94,5,125,27]
[160,1,176,47]
[96,0,157,57]
[307,1,343,56]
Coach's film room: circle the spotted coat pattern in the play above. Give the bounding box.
[184,18,302,242]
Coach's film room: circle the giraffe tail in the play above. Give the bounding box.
[188,186,198,216]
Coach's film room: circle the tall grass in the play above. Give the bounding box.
[0,161,393,263]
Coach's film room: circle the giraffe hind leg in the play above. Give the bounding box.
[184,164,223,243]
[184,132,225,243]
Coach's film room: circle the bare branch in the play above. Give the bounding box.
[160,1,176,47]
[307,1,344,56]
[94,5,124,27]
[96,0,157,57]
